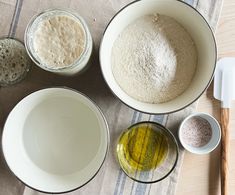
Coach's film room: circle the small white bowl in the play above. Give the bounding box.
[178,112,221,154]
[2,88,109,193]
[100,0,217,114]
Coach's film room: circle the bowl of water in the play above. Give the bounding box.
[2,87,109,193]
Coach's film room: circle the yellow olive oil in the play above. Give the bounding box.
[117,123,168,174]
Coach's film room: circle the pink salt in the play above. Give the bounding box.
[181,116,212,147]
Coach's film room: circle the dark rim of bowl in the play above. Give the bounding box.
[99,0,217,115]
[1,86,110,194]
[116,121,179,183]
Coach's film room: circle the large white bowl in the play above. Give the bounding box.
[100,0,217,114]
[2,88,109,193]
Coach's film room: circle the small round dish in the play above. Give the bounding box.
[25,9,93,76]
[116,121,179,183]
[178,112,221,154]
[2,87,109,193]
[0,37,31,86]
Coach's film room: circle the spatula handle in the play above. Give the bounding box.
[221,108,229,195]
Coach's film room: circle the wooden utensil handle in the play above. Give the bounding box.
[221,108,230,195]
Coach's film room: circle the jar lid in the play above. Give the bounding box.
[0,38,31,86]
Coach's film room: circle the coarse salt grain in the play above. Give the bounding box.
[181,116,212,147]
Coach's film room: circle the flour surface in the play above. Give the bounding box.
[111,14,197,103]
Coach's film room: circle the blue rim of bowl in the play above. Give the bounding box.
[178,112,221,154]
[116,121,179,183]
[1,87,110,194]
[99,0,217,115]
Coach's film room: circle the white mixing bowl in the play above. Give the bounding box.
[2,88,109,193]
[100,0,216,114]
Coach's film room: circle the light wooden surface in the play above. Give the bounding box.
[176,0,235,194]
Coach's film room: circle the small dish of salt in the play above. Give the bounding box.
[178,113,221,154]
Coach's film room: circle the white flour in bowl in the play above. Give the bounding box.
[111,14,197,103]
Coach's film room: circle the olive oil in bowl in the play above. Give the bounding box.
[116,122,178,183]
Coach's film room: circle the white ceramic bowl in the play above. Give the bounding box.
[100,0,217,114]
[178,112,221,154]
[2,88,109,193]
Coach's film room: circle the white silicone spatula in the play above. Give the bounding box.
[214,57,235,195]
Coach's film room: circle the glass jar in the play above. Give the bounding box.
[0,37,31,86]
[24,9,93,76]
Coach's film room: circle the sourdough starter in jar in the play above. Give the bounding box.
[33,15,85,69]
[0,38,31,86]
[25,9,93,75]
